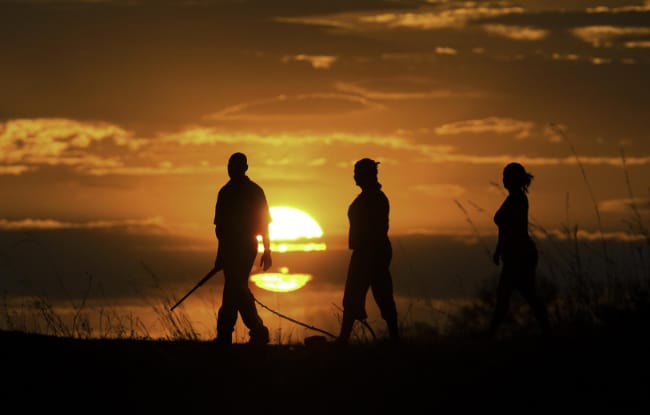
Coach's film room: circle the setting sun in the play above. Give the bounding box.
[251,267,312,292]
[258,206,327,252]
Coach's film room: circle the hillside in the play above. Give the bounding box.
[2,328,649,412]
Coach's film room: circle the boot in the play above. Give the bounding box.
[248,325,270,346]
[335,315,354,346]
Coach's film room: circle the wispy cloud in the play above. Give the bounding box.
[482,24,549,41]
[0,217,164,231]
[625,40,650,48]
[587,3,650,14]
[0,165,33,175]
[204,93,384,121]
[536,228,648,242]
[84,164,224,176]
[551,52,580,62]
[163,128,412,149]
[334,78,481,100]
[435,46,458,55]
[277,4,525,31]
[599,197,650,214]
[434,117,535,139]
[0,118,146,174]
[356,6,525,30]
[282,54,338,69]
[572,26,650,47]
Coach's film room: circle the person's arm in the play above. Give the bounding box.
[493,197,508,266]
[214,235,223,271]
[214,192,222,270]
[260,229,272,271]
[258,188,272,271]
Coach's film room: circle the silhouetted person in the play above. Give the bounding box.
[213,152,272,347]
[489,162,550,338]
[336,158,399,345]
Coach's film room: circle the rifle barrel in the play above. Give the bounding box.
[170,267,219,311]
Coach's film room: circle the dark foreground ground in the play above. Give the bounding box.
[2,327,649,413]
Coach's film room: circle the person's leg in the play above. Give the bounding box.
[336,314,355,346]
[215,275,238,345]
[519,271,550,335]
[232,243,269,344]
[237,283,269,344]
[338,250,370,345]
[488,265,515,338]
[370,250,399,343]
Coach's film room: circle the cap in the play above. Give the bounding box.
[354,158,379,175]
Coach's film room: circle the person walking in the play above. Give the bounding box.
[489,162,550,338]
[336,158,399,345]
[213,152,272,347]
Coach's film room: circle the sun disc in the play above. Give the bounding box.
[251,268,312,292]
[257,206,326,252]
[269,206,323,240]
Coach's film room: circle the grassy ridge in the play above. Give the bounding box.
[2,328,649,411]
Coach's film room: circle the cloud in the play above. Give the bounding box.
[599,197,650,214]
[204,93,384,121]
[84,164,224,176]
[428,153,650,167]
[482,24,549,41]
[0,165,34,175]
[590,56,612,65]
[0,217,165,231]
[587,4,650,14]
[0,118,146,175]
[625,40,650,48]
[163,128,412,149]
[551,52,580,61]
[435,46,457,55]
[357,6,525,30]
[572,25,650,47]
[278,4,525,32]
[282,54,338,69]
[334,78,481,100]
[536,228,648,242]
[434,117,535,139]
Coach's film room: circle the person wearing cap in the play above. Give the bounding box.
[489,162,550,337]
[213,152,272,347]
[336,158,400,345]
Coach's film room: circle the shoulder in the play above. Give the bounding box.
[217,182,231,195]
[373,188,389,203]
[503,192,528,212]
[247,179,266,195]
[513,191,528,205]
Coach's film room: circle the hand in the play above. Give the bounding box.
[260,250,272,271]
[492,252,500,266]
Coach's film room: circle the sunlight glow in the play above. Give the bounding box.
[257,206,326,252]
[251,267,312,292]
[269,206,323,239]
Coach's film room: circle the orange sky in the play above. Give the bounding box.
[1,0,649,242]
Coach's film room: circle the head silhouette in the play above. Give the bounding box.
[354,158,379,188]
[228,152,248,178]
[503,162,533,193]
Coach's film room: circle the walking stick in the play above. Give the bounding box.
[170,266,220,311]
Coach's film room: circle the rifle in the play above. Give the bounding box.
[170,266,220,312]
